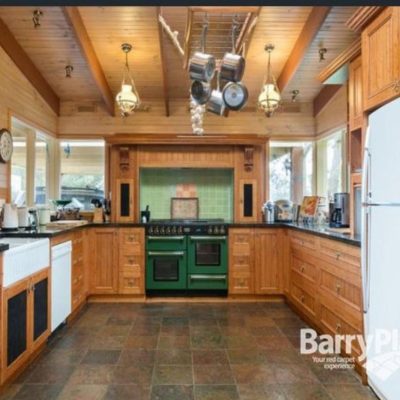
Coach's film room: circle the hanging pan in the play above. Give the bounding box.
[188,20,216,82]
[190,80,212,105]
[220,19,246,82]
[222,81,248,111]
[207,72,229,117]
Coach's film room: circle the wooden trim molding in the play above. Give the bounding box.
[313,84,342,117]
[106,133,269,146]
[63,7,115,117]
[0,18,60,115]
[317,38,361,83]
[183,8,193,70]
[277,6,331,92]
[346,6,385,32]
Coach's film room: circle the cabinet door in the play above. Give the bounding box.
[228,229,255,294]
[31,269,50,349]
[349,56,363,131]
[237,179,258,222]
[254,229,282,294]
[2,278,29,383]
[90,229,118,294]
[362,7,400,111]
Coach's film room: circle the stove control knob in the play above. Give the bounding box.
[208,226,213,235]
[171,226,176,234]
[177,226,183,234]
[160,226,165,235]
[220,226,225,235]
[166,226,171,235]
[214,226,219,235]
[154,227,159,235]
[148,226,153,235]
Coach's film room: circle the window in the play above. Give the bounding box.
[269,142,314,203]
[11,117,53,206]
[316,128,347,203]
[60,140,105,210]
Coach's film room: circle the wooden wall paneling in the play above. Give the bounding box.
[157,7,170,116]
[277,7,332,92]
[348,56,363,131]
[0,18,59,115]
[63,7,115,116]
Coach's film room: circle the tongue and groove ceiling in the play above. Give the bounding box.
[0,6,358,115]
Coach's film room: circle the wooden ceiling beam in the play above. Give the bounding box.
[313,84,342,117]
[157,7,170,117]
[0,18,60,115]
[346,6,384,32]
[63,7,115,116]
[277,6,331,93]
[190,7,260,14]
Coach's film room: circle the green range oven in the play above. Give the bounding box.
[145,220,228,293]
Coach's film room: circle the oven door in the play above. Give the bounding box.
[146,250,187,290]
[187,236,227,275]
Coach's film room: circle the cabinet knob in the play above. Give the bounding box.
[336,322,342,332]
[300,295,305,303]
[336,252,341,260]
[336,283,341,293]
[301,265,305,273]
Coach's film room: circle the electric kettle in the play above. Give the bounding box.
[2,203,19,231]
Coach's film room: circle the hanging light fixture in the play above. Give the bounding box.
[116,43,140,117]
[257,44,281,117]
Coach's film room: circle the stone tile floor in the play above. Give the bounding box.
[0,302,378,400]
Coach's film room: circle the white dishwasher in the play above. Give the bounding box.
[51,241,72,332]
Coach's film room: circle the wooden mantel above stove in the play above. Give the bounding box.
[105,133,269,146]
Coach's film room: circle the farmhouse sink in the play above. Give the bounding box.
[0,238,50,287]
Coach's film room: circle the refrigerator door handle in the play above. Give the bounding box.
[361,126,371,313]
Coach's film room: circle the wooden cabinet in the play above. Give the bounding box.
[89,228,119,294]
[254,229,282,294]
[71,231,86,311]
[115,178,135,223]
[1,268,50,383]
[349,56,364,131]
[287,231,363,363]
[237,179,258,223]
[362,7,400,111]
[228,228,283,295]
[118,228,145,295]
[228,228,255,294]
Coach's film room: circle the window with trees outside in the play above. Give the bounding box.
[316,128,348,204]
[59,140,105,210]
[269,141,314,204]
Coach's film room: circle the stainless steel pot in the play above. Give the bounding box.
[190,80,212,105]
[207,73,228,117]
[189,52,216,82]
[220,53,245,82]
[222,81,248,111]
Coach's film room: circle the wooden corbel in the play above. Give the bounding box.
[119,146,130,173]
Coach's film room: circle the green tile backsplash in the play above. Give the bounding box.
[140,168,233,221]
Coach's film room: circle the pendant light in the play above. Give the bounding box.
[257,44,281,117]
[116,43,140,117]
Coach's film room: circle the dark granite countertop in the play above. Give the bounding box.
[0,221,360,247]
[0,243,9,252]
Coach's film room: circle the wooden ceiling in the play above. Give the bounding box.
[0,6,360,115]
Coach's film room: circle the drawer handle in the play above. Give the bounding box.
[300,295,305,303]
[128,236,135,241]
[128,258,134,264]
[336,322,342,332]
[336,252,341,260]
[301,265,305,273]
[336,283,341,293]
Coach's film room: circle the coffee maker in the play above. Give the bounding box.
[329,192,350,228]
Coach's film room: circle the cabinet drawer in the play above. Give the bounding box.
[289,231,317,251]
[231,255,252,269]
[291,282,316,318]
[291,253,317,282]
[320,304,362,356]
[229,229,253,256]
[291,270,316,297]
[72,291,85,311]
[120,229,143,248]
[319,290,363,333]
[119,272,142,294]
[320,268,362,310]
[318,238,360,271]
[229,274,253,294]
[120,254,142,269]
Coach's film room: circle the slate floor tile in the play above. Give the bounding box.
[57,384,108,400]
[194,385,240,400]
[104,384,150,400]
[153,365,193,385]
[12,384,63,400]
[151,385,194,400]
[81,349,121,365]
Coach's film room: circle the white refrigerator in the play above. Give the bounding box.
[362,97,400,400]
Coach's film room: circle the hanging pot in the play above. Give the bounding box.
[207,73,228,117]
[220,19,246,82]
[222,81,248,111]
[190,80,212,105]
[189,52,216,82]
[220,53,246,82]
